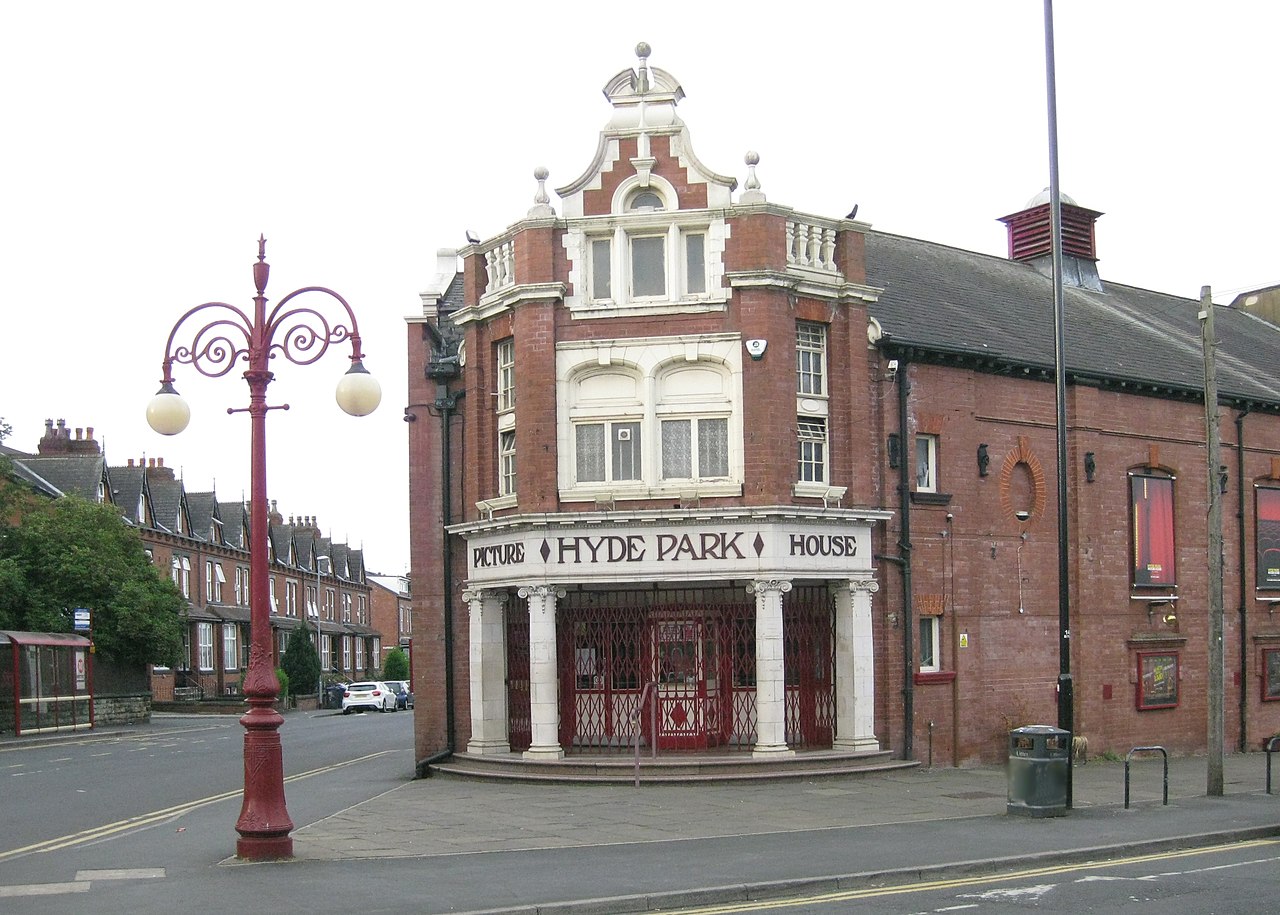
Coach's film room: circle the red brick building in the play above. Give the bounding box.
[7,419,380,706]
[406,46,1280,771]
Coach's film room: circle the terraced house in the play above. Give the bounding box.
[406,45,1280,776]
[5,419,381,712]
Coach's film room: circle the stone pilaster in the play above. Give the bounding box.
[463,589,511,755]
[518,584,566,759]
[832,578,880,751]
[748,578,795,758]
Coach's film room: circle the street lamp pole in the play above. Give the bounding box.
[146,237,380,860]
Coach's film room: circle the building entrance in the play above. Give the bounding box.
[500,586,834,754]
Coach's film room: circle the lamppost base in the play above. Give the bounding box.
[234,703,294,860]
[235,833,294,861]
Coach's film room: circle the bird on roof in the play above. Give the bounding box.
[465,230,480,244]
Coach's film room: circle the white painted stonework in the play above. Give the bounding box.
[458,509,888,589]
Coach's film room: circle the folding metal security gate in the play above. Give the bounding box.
[502,586,833,754]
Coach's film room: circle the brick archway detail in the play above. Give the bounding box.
[999,435,1047,523]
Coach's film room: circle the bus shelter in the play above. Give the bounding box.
[0,631,94,735]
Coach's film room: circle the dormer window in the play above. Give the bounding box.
[567,175,726,316]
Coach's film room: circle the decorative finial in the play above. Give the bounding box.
[253,235,270,295]
[528,166,555,218]
[635,42,651,94]
[740,151,766,204]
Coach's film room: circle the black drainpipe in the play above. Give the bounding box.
[878,360,914,760]
[1236,407,1250,752]
[414,339,463,776]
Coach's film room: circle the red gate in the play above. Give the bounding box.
[505,586,835,754]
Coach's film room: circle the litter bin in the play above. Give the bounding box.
[324,683,346,710]
[1007,725,1069,817]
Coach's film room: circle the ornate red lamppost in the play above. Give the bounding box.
[146,237,380,859]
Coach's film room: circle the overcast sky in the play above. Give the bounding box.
[2,2,1275,576]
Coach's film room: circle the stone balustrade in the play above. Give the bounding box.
[786,219,839,273]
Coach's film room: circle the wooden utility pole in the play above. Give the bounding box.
[1201,285,1224,796]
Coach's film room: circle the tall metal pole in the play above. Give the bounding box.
[146,237,380,860]
[316,555,328,704]
[1201,285,1225,795]
[1044,0,1074,808]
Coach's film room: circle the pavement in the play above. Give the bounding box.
[284,750,1280,914]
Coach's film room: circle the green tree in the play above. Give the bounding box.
[0,495,185,666]
[281,625,321,698]
[382,646,409,681]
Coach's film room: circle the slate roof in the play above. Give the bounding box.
[218,501,248,549]
[148,477,186,534]
[14,455,109,502]
[186,491,220,544]
[108,464,148,526]
[864,231,1280,408]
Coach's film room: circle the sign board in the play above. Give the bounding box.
[73,608,91,632]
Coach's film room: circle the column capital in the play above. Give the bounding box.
[746,578,793,597]
[462,588,509,605]
[517,584,566,601]
[851,578,880,594]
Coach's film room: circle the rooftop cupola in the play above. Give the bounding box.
[998,189,1104,291]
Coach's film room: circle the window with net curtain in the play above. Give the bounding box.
[657,362,731,482]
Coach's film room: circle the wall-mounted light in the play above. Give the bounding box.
[888,433,900,469]
[1084,451,1096,483]
[977,443,990,477]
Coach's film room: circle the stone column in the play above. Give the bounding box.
[832,577,880,751]
[463,588,510,755]
[748,578,794,758]
[518,584,565,760]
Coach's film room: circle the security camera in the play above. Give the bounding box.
[1015,510,1030,522]
[886,359,899,381]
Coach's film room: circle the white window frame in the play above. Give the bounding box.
[496,339,515,412]
[197,622,214,671]
[286,580,298,618]
[573,419,643,485]
[557,335,744,502]
[355,639,365,672]
[796,322,827,397]
[342,637,352,671]
[919,616,941,673]
[797,417,828,484]
[659,415,731,482]
[205,560,214,601]
[269,577,278,614]
[358,595,367,625]
[499,429,517,496]
[223,623,238,671]
[916,434,939,493]
[342,594,352,624]
[213,562,225,602]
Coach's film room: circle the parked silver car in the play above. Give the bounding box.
[387,680,415,710]
[341,681,397,714]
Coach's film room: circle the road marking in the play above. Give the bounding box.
[0,750,396,862]
[75,868,165,881]
[0,882,90,897]
[660,839,1280,914]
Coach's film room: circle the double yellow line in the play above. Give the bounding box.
[0,751,396,862]
[665,838,1280,913]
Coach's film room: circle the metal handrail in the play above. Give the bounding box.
[1266,735,1280,795]
[1124,745,1168,809]
[633,681,659,787]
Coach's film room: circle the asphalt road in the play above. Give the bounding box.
[0,708,416,912]
[655,838,1280,914]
